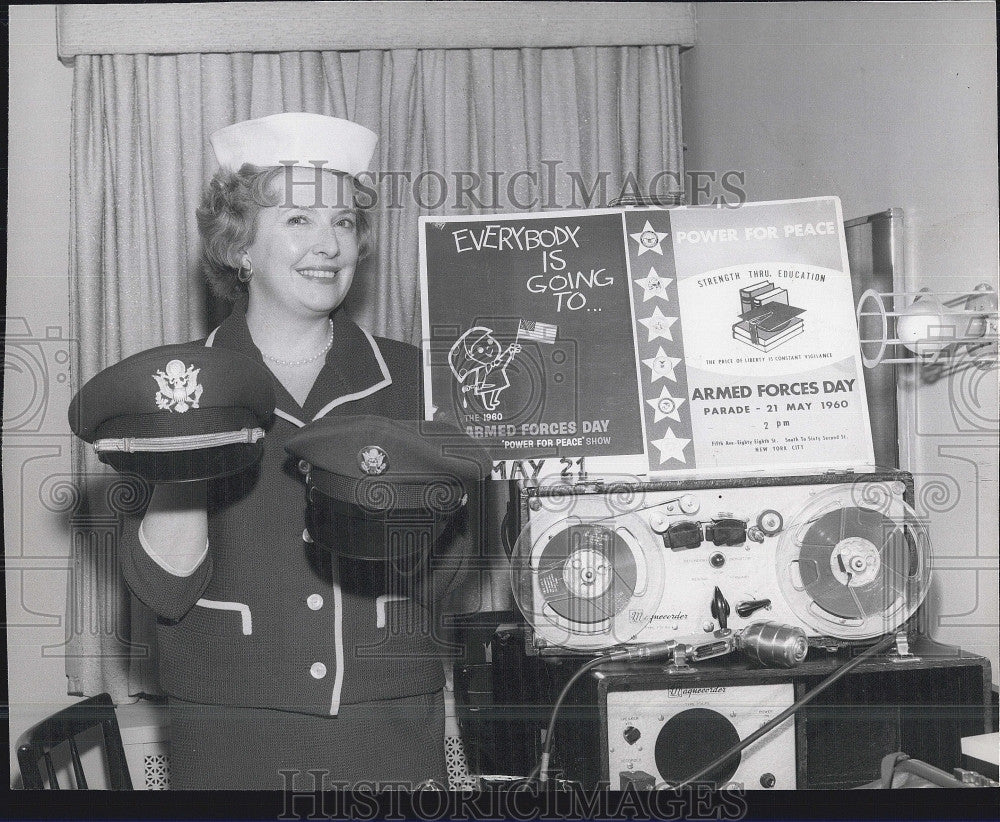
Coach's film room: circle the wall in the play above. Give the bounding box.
[5,4,76,785]
[682,1,999,676]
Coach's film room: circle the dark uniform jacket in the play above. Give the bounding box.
[120,302,461,716]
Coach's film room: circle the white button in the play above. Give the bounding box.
[307,594,324,611]
[302,528,313,543]
[310,662,327,679]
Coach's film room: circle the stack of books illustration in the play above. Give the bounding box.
[732,280,806,351]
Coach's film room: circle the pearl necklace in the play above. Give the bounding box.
[260,319,335,367]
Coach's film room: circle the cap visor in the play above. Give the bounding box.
[99,442,264,483]
[306,501,450,561]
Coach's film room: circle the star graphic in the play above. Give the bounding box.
[646,386,686,423]
[638,306,678,342]
[629,220,669,256]
[633,266,673,302]
[642,347,681,383]
[650,428,691,465]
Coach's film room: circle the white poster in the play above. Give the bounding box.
[625,196,876,474]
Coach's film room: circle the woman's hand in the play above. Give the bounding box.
[139,481,209,576]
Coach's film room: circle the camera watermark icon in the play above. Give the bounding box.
[424,323,583,461]
[2,317,75,436]
[907,354,999,437]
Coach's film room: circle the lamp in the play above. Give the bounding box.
[856,283,997,370]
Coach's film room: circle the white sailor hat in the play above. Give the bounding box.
[209,112,378,176]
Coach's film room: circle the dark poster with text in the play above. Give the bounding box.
[420,210,647,478]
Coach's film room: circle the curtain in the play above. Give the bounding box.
[66,46,684,698]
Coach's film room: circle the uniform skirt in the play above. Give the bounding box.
[167,690,446,790]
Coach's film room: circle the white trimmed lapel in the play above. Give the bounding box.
[311,329,393,421]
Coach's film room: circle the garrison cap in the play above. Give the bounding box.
[285,415,494,559]
[69,343,275,483]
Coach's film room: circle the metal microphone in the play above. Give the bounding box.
[737,621,809,668]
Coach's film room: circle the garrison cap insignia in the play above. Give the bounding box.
[153,359,203,413]
[358,445,388,475]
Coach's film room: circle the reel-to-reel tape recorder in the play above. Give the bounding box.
[509,469,931,653]
[450,469,991,790]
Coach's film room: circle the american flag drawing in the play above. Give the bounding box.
[517,319,558,344]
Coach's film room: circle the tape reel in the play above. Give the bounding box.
[775,483,931,640]
[511,511,665,649]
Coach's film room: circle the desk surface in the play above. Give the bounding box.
[961,732,999,763]
[589,636,991,685]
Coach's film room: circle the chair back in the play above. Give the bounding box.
[16,693,133,789]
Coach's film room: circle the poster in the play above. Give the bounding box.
[419,210,647,479]
[420,197,875,478]
[625,197,876,474]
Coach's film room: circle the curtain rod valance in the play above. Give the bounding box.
[56,2,696,61]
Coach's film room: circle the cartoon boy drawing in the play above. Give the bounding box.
[448,326,521,411]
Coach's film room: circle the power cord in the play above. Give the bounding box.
[537,642,680,785]
[500,510,514,559]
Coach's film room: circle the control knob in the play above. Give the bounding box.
[756,509,784,536]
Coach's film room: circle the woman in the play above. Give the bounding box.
[120,113,451,789]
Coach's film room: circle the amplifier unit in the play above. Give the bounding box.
[605,682,796,790]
